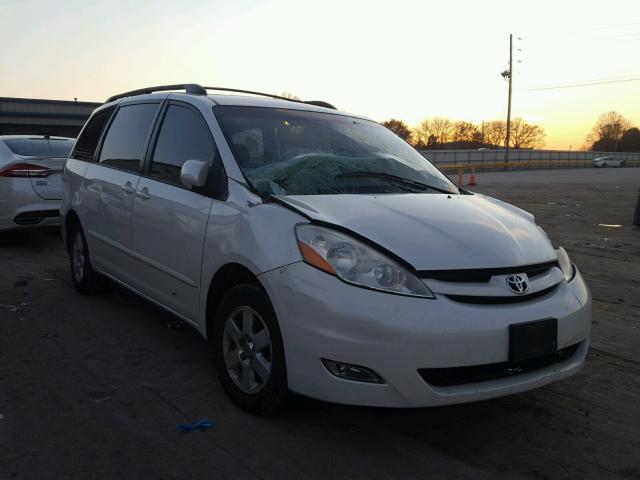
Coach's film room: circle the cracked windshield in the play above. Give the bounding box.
[215,106,458,196]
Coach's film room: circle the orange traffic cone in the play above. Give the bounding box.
[468,168,477,186]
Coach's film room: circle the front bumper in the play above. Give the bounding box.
[259,262,591,408]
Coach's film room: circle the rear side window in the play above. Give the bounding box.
[150,104,217,186]
[98,103,159,172]
[4,138,74,157]
[72,107,114,161]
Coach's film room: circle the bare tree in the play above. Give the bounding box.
[483,120,507,147]
[587,111,634,151]
[381,119,412,142]
[411,119,435,147]
[451,121,481,143]
[509,118,545,149]
[431,117,453,144]
[412,117,453,146]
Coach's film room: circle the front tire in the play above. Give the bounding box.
[69,224,107,294]
[212,284,289,415]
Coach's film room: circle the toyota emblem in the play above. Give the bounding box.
[506,274,529,294]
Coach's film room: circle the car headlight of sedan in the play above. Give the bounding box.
[556,247,575,282]
[296,224,434,298]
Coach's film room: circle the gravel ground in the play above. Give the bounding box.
[1,168,639,480]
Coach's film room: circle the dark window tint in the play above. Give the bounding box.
[150,104,216,185]
[4,138,74,157]
[98,103,158,172]
[72,108,114,161]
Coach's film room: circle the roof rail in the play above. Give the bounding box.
[202,87,337,109]
[106,84,207,103]
[105,84,337,110]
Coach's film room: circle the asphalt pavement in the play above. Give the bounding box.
[1,168,639,480]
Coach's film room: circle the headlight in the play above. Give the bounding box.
[556,247,575,282]
[296,224,434,298]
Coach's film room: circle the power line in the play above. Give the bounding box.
[535,73,640,84]
[573,21,640,33]
[526,77,640,91]
[604,31,640,39]
[617,37,640,44]
[520,24,640,44]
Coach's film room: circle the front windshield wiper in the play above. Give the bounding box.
[335,171,456,195]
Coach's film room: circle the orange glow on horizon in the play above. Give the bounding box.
[0,0,638,150]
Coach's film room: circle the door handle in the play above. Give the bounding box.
[121,182,135,195]
[136,186,150,201]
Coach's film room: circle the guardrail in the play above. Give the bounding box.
[417,148,640,172]
[434,158,640,172]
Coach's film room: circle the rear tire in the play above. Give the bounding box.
[69,223,107,294]
[212,284,289,415]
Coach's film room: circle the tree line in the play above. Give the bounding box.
[586,111,640,152]
[381,118,545,150]
[284,92,638,153]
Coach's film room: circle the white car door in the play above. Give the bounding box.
[129,101,226,321]
[82,102,160,286]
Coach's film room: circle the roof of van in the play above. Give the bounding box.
[205,94,371,121]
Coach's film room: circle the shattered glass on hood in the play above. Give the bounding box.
[248,153,436,196]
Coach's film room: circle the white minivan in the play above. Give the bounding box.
[61,84,591,414]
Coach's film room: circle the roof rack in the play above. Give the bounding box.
[105,84,337,109]
[106,84,207,103]
[202,87,337,109]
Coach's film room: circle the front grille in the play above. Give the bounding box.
[418,261,558,283]
[445,284,558,304]
[418,343,580,387]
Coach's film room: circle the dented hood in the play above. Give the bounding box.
[276,193,557,270]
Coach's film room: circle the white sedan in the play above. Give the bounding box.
[591,156,624,167]
[0,135,74,231]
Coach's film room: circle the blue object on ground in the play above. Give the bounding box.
[178,419,212,432]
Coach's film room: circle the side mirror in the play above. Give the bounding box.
[180,160,209,188]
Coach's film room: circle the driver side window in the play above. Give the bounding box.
[150,104,217,186]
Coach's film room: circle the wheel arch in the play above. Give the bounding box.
[205,262,266,340]
[64,209,81,253]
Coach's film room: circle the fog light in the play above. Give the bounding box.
[322,359,384,384]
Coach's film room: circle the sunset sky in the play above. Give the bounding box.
[1,0,639,149]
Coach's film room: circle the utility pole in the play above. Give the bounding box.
[504,33,513,167]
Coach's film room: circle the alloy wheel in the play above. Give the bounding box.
[222,306,273,394]
[72,232,85,283]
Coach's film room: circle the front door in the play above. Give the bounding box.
[130,102,224,321]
